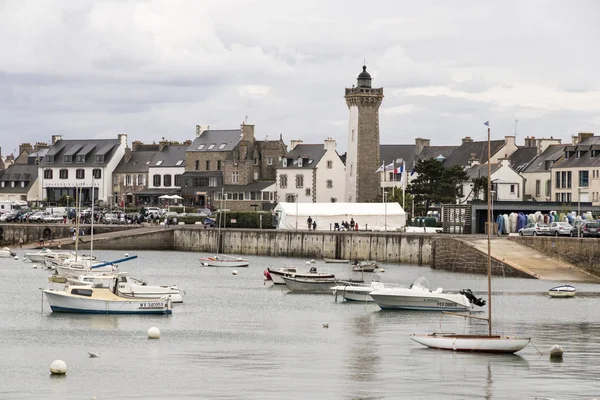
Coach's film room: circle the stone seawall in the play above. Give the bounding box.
[74,229,174,251]
[510,236,600,277]
[432,237,534,278]
[0,224,141,246]
[173,227,432,264]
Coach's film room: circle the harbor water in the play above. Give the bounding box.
[1,250,599,399]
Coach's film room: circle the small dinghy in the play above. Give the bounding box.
[548,284,576,298]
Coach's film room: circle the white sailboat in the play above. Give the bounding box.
[410,122,531,354]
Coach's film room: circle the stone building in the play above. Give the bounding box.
[113,141,160,207]
[182,124,286,211]
[344,65,384,203]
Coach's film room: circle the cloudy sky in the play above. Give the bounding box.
[1,0,599,156]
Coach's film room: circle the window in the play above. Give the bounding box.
[567,171,572,188]
[208,144,216,150]
[327,160,333,169]
[197,144,205,150]
[545,180,551,196]
[195,160,199,170]
[254,171,259,180]
[280,174,287,188]
[555,171,560,188]
[44,169,53,179]
[254,158,259,165]
[535,180,540,197]
[217,160,222,170]
[561,171,566,188]
[209,176,217,187]
[45,155,54,163]
[567,193,572,202]
[577,151,581,159]
[95,154,104,163]
[232,171,239,183]
[206,160,210,170]
[75,169,84,179]
[305,188,311,196]
[64,155,72,163]
[176,160,184,166]
[153,174,161,186]
[92,169,101,179]
[555,193,560,202]
[76,154,85,163]
[326,179,333,188]
[137,174,145,185]
[164,174,172,187]
[298,157,303,167]
[580,170,589,187]
[350,163,353,177]
[295,174,304,188]
[510,184,515,194]
[219,143,226,149]
[352,129,355,142]
[282,158,287,167]
[174,174,181,186]
[331,197,337,203]
[267,157,273,165]
[126,175,132,186]
[71,288,93,297]
[59,169,68,179]
[155,160,163,166]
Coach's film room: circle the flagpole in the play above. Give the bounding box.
[392,159,395,198]
[402,160,406,212]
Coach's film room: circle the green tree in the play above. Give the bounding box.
[471,176,488,201]
[407,158,468,214]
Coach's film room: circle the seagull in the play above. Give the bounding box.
[322,324,329,328]
[87,351,100,358]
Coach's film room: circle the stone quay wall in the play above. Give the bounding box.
[510,236,600,277]
[73,229,174,251]
[431,237,534,278]
[0,224,140,246]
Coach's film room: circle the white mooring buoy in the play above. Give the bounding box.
[125,253,129,257]
[14,256,19,261]
[232,270,238,275]
[33,264,37,269]
[49,360,67,375]
[549,344,564,359]
[148,327,160,339]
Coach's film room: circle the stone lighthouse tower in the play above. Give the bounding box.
[344,65,384,203]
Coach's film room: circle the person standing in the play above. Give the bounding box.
[18,237,23,248]
[350,218,355,230]
[312,220,317,231]
[307,216,313,230]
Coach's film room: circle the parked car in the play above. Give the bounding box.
[28,211,47,222]
[196,208,213,216]
[518,223,551,236]
[571,221,600,238]
[549,222,574,236]
[0,212,16,222]
[42,214,64,223]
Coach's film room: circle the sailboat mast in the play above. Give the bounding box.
[487,125,492,336]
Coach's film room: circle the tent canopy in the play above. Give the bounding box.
[274,202,406,231]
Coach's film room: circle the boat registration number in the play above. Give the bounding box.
[436,302,455,307]
[139,302,165,309]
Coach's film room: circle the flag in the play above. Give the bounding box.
[384,162,394,172]
[484,121,490,127]
[410,168,416,176]
[399,173,405,189]
[394,165,404,174]
[376,162,385,173]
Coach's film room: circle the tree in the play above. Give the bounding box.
[407,158,469,215]
[471,176,488,201]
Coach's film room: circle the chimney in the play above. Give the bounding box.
[504,135,515,148]
[577,132,594,144]
[524,136,536,147]
[462,136,473,144]
[51,135,63,145]
[183,139,192,146]
[537,137,562,155]
[34,142,49,152]
[117,133,128,147]
[468,153,479,167]
[124,147,132,163]
[324,137,336,152]
[290,139,303,151]
[415,138,431,155]
[196,125,210,137]
[159,140,169,152]
[241,123,255,143]
[19,143,33,156]
[132,140,143,151]
[499,158,510,168]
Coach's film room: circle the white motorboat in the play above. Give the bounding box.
[282,275,337,293]
[352,260,379,272]
[323,258,350,263]
[44,252,88,269]
[66,272,184,303]
[0,247,16,258]
[42,278,173,314]
[331,276,386,302]
[55,259,118,277]
[409,124,530,354]
[549,284,576,298]
[25,248,55,263]
[266,266,335,285]
[199,255,249,268]
[369,277,486,311]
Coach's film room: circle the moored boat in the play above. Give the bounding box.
[548,284,576,298]
[331,276,385,302]
[409,334,531,353]
[25,248,55,263]
[323,258,350,263]
[199,255,249,268]
[282,276,337,293]
[267,266,335,285]
[0,247,16,258]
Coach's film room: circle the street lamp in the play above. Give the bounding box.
[577,187,587,238]
[294,194,299,231]
[383,191,388,232]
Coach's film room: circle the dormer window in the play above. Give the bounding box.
[219,143,226,149]
[565,152,569,159]
[155,160,163,166]
[176,160,184,166]
[45,155,54,163]
[208,144,216,150]
[577,151,581,158]
[197,144,205,150]
[64,155,72,163]
[76,155,85,163]
[282,158,288,167]
[95,154,104,163]
[308,159,313,164]
[298,157,303,167]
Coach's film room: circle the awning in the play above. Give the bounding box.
[134,188,182,195]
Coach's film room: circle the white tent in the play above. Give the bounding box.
[274,202,406,231]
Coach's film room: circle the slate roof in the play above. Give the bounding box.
[187,130,241,152]
[150,145,187,168]
[522,145,565,173]
[465,164,501,179]
[380,145,416,169]
[114,150,157,174]
[443,140,505,167]
[0,164,38,193]
[507,147,538,173]
[279,144,327,169]
[553,136,600,169]
[39,139,120,167]
[416,145,459,163]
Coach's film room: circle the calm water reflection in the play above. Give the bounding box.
[1,249,599,399]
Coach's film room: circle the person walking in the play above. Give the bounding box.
[307,216,313,230]
[312,220,317,231]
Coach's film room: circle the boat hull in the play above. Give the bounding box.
[43,290,172,314]
[199,258,249,268]
[548,285,576,298]
[549,291,576,298]
[268,268,335,285]
[282,276,337,293]
[409,334,530,353]
[323,258,350,263]
[331,286,374,302]
[369,291,471,311]
[25,254,47,263]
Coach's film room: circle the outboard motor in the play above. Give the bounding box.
[460,289,486,307]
